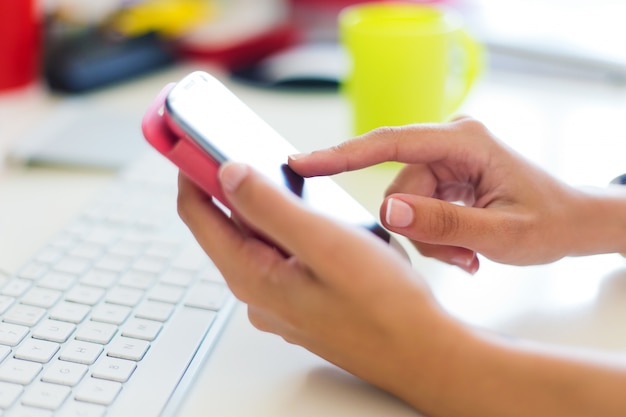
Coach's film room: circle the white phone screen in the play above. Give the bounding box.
[165,71,390,242]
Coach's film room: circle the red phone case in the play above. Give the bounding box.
[141,83,229,209]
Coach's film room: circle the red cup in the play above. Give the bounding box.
[0,0,41,91]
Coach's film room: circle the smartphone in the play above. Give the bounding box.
[142,71,408,257]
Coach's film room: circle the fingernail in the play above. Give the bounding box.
[288,153,307,161]
[451,256,473,269]
[385,198,414,227]
[451,255,478,275]
[220,162,249,193]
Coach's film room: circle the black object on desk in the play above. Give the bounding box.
[44,29,175,93]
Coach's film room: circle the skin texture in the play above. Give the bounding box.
[177,117,626,417]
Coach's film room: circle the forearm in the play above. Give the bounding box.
[461,335,626,417]
[403,323,626,417]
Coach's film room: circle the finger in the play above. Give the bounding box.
[385,164,437,198]
[177,172,287,302]
[411,241,480,274]
[288,118,490,177]
[380,194,518,260]
[177,172,242,264]
[219,162,411,288]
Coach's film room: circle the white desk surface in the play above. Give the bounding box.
[2,62,626,416]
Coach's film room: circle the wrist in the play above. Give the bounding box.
[388,308,490,416]
[566,186,626,256]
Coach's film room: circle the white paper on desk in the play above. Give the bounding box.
[8,99,150,169]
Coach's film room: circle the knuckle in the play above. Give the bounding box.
[247,307,273,333]
[453,116,486,133]
[427,200,462,240]
[368,125,403,139]
[453,117,496,147]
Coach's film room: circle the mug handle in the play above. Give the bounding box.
[444,29,484,119]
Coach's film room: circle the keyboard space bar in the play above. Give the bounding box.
[107,299,236,417]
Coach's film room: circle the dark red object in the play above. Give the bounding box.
[0,0,41,90]
[175,23,301,71]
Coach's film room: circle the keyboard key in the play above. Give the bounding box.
[0,295,15,314]
[21,287,63,309]
[54,256,91,276]
[0,358,42,385]
[132,256,168,274]
[105,287,143,307]
[57,400,106,417]
[65,286,105,306]
[83,228,119,247]
[32,319,76,343]
[160,268,195,287]
[79,269,118,289]
[42,360,88,387]
[145,241,179,258]
[48,234,76,251]
[68,243,104,260]
[184,282,228,311]
[107,238,145,258]
[135,300,173,322]
[75,321,117,345]
[21,381,71,410]
[14,339,59,363]
[0,381,23,408]
[6,405,52,417]
[148,284,184,304]
[92,357,136,383]
[94,254,132,273]
[90,304,131,326]
[59,340,103,365]
[170,245,208,271]
[18,261,49,280]
[0,322,29,346]
[37,272,76,291]
[199,263,226,284]
[118,270,156,290]
[49,302,90,324]
[0,345,10,362]
[3,304,46,327]
[107,337,149,361]
[35,248,64,264]
[75,378,122,406]
[121,318,161,341]
[1,279,32,298]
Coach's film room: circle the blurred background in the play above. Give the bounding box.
[2,0,624,94]
[1,0,625,168]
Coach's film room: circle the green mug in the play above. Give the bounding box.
[339,3,483,135]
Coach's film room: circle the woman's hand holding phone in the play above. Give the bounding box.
[177,162,477,415]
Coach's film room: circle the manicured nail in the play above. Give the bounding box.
[288,153,307,161]
[451,255,478,275]
[220,162,248,193]
[451,256,473,269]
[385,198,414,227]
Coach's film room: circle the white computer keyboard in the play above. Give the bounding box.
[0,153,237,417]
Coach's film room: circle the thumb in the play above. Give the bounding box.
[381,194,508,257]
